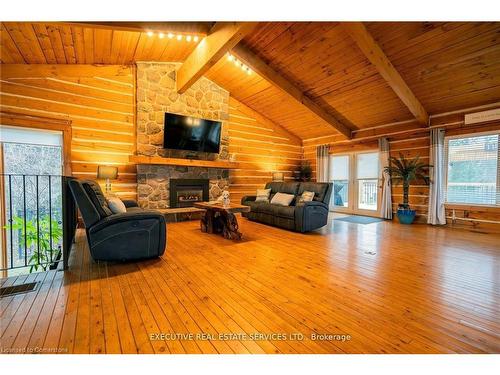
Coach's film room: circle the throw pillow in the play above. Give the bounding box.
[299,191,315,203]
[255,188,271,202]
[107,197,127,214]
[270,192,295,206]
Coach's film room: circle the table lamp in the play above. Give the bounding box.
[272,172,284,182]
[97,165,118,193]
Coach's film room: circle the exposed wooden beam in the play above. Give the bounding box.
[342,22,429,125]
[232,45,353,139]
[59,22,213,36]
[177,22,258,94]
[229,97,302,146]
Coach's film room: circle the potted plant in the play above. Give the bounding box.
[294,160,312,182]
[384,153,431,224]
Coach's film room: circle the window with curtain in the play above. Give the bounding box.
[444,132,500,206]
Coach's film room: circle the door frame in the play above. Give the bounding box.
[0,111,72,275]
[330,150,381,218]
[0,111,72,175]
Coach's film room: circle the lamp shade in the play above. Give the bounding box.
[97,165,118,179]
[272,172,284,182]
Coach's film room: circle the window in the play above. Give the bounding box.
[356,152,379,211]
[330,155,349,208]
[444,132,500,206]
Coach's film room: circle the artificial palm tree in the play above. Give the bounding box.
[384,153,432,210]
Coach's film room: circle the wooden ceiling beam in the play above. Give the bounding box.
[59,22,213,36]
[342,22,429,125]
[232,44,353,139]
[176,22,258,94]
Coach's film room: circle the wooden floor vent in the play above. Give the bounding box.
[0,282,39,298]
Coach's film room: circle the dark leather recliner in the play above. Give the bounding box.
[68,179,166,261]
[241,181,332,233]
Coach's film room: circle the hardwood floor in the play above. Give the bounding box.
[1,215,499,354]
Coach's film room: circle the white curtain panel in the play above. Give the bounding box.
[316,144,330,183]
[428,128,447,225]
[378,137,393,219]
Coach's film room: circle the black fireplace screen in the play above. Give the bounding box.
[169,179,209,208]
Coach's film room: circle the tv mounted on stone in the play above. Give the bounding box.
[163,112,221,154]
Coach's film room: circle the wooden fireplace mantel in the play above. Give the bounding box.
[129,155,240,169]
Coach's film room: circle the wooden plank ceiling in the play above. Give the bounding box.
[0,22,204,64]
[1,21,500,140]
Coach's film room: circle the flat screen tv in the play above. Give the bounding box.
[163,113,221,154]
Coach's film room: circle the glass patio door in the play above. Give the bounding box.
[330,155,350,212]
[330,151,380,216]
[356,152,379,212]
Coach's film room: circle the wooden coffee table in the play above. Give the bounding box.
[193,202,250,240]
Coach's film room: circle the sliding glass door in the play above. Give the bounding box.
[329,151,380,216]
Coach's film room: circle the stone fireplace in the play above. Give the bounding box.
[135,62,230,209]
[169,179,209,208]
[137,165,229,209]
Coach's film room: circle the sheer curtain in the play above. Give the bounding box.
[316,145,330,182]
[378,137,392,219]
[316,144,331,209]
[428,128,447,225]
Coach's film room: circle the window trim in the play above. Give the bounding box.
[0,111,72,175]
[444,129,500,208]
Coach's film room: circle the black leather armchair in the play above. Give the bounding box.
[241,181,332,232]
[68,179,166,261]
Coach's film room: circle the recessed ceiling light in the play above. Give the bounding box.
[186,35,192,42]
[193,36,199,42]
[147,31,154,37]
[177,34,182,41]
[168,33,174,39]
[159,32,165,39]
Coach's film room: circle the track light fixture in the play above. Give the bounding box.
[146,31,201,42]
[227,53,252,75]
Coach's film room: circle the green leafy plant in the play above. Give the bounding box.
[4,215,62,272]
[384,153,432,210]
[296,160,312,182]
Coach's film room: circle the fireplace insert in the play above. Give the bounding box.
[170,179,209,208]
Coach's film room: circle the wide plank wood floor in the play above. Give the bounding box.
[1,215,500,354]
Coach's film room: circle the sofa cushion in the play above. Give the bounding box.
[252,203,294,219]
[265,182,284,194]
[126,206,143,213]
[265,182,300,203]
[298,182,329,203]
[270,192,295,206]
[107,197,127,214]
[255,188,271,202]
[82,180,112,217]
[272,205,295,219]
[246,201,271,214]
[298,190,315,203]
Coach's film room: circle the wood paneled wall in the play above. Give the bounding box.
[2,62,498,233]
[303,105,500,233]
[227,97,302,203]
[0,64,137,199]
